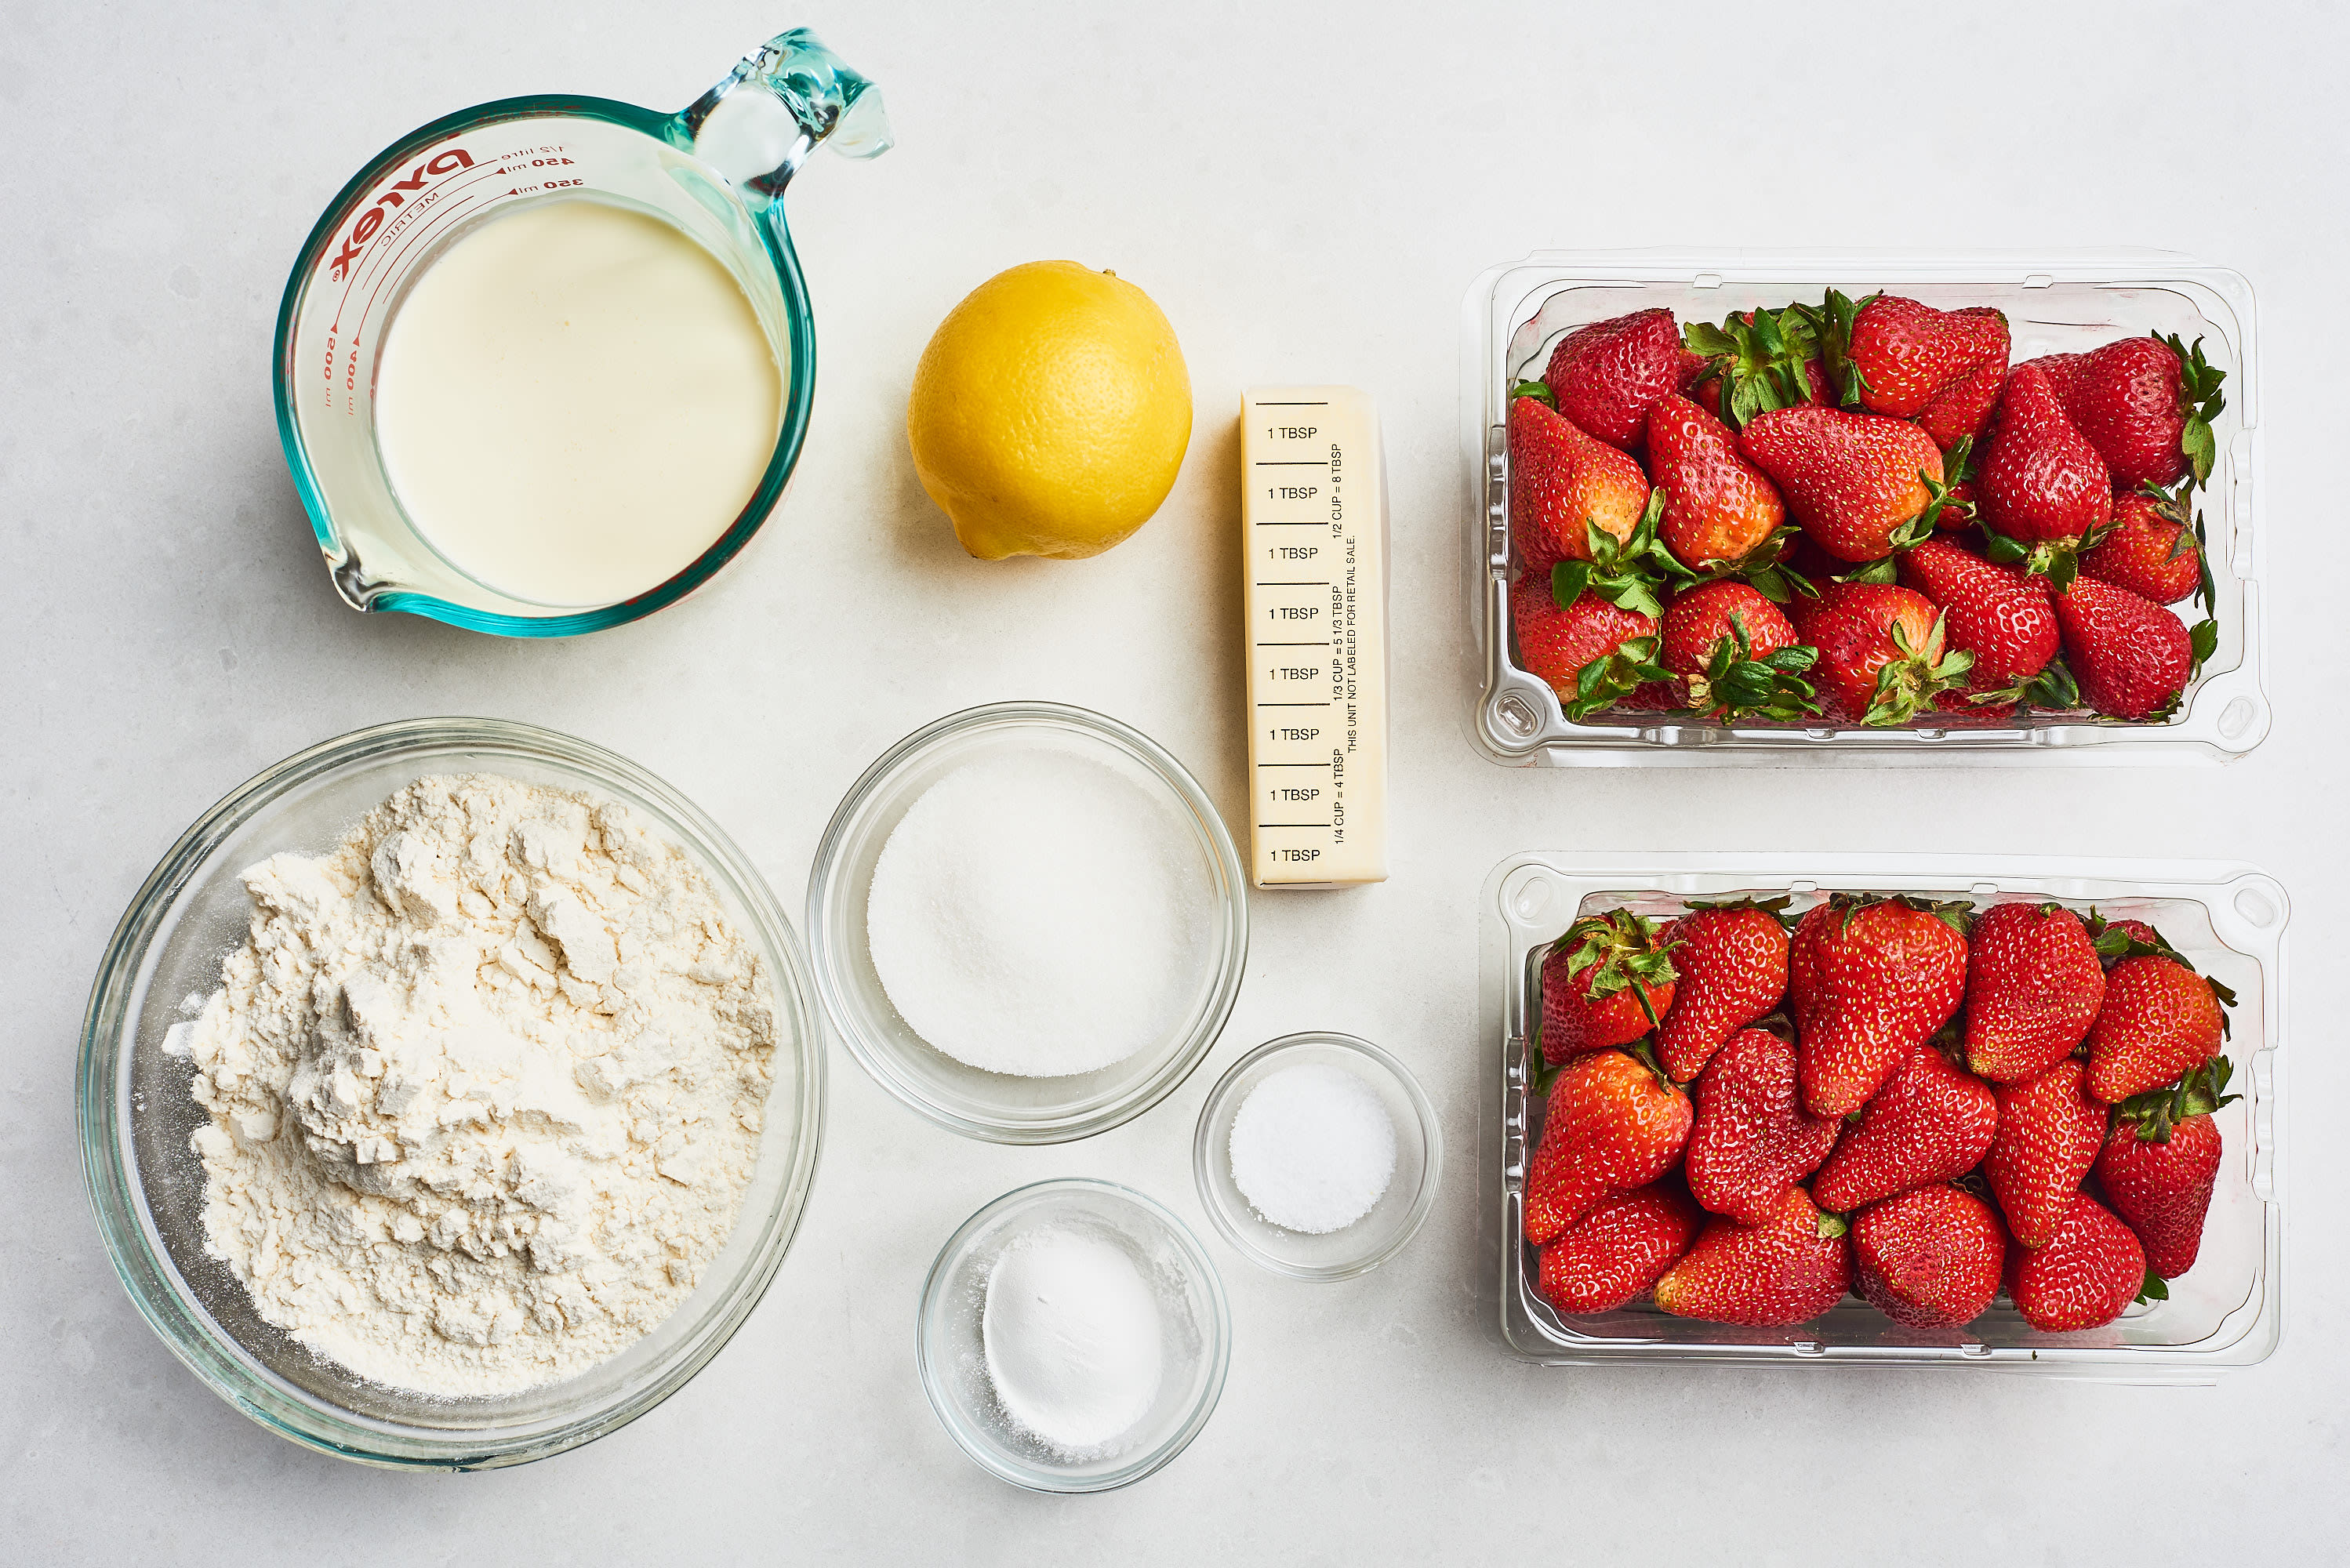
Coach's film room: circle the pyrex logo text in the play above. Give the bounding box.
[328,149,474,281]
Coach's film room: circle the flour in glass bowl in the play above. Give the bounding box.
[170,773,778,1397]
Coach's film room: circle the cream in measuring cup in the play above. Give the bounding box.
[374,200,783,607]
[273,30,891,635]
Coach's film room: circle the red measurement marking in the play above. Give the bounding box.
[331,163,511,333]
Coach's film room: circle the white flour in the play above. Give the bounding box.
[175,773,777,1397]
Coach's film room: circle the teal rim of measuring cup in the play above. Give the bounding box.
[270,93,819,640]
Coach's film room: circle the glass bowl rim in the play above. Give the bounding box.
[1191,1031,1444,1282]
[76,715,826,1468]
[913,1176,1232,1494]
[805,699,1249,1145]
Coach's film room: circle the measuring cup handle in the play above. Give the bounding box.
[677,28,892,202]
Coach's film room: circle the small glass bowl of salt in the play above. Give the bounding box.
[1193,1033,1442,1281]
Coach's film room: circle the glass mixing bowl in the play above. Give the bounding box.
[806,702,1248,1144]
[77,717,825,1468]
[1193,1033,1443,1281]
[917,1178,1230,1493]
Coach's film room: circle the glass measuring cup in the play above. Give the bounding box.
[272,29,891,637]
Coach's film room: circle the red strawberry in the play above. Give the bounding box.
[1522,1049,1693,1244]
[1650,582,1820,723]
[1960,902,2107,1083]
[2079,488,2202,606]
[1897,537,2058,714]
[1684,1027,1840,1224]
[1789,582,1972,727]
[1810,1038,1998,1213]
[1738,405,1952,563]
[1851,1183,2006,1328]
[2096,1058,2238,1278]
[2054,575,2198,722]
[1646,392,1788,571]
[1934,478,1980,530]
[1540,909,1678,1064]
[2030,350,2087,403]
[2008,1192,2149,1332]
[1982,1058,2105,1248]
[1918,358,2009,451]
[1536,1182,1702,1313]
[1789,896,1970,1118]
[1840,296,2010,420]
[1681,305,1832,430]
[2085,955,2225,1103]
[1507,397,1653,571]
[1511,578,1665,720]
[1653,1187,1852,1327]
[1976,363,2113,579]
[1656,898,1794,1083]
[2034,334,2227,492]
[1539,307,1682,450]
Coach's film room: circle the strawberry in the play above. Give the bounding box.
[1645,392,1789,573]
[1522,1048,1693,1244]
[1656,898,1794,1083]
[2096,1058,2239,1278]
[1738,405,1955,564]
[1684,1027,1840,1224]
[2054,575,2207,723]
[2084,954,2226,1103]
[1535,1181,1702,1313]
[1975,362,2113,586]
[1507,396,1653,572]
[1540,909,1679,1064]
[1896,537,2059,714]
[1650,582,1820,723]
[1538,307,1682,450]
[1810,1038,1998,1213]
[1982,1058,2105,1248]
[2008,1192,2151,1332]
[1510,578,1666,720]
[1653,1187,1852,1327]
[2033,334,2228,492]
[1934,479,1980,530]
[1681,305,1831,430]
[1851,1183,2006,1329]
[1836,295,2010,420]
[1918,358,2009,451]
[1789,896,1970,1118]
[2078,487,2204,607]
[1789,582,1973,727]
[1960,902,2106,1083]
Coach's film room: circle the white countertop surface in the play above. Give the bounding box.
[7,2,2345,1560]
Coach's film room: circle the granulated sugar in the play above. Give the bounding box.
[982,1226,1164,1459]
[1229,1062,1397,1233]
[865,747,1213,1077]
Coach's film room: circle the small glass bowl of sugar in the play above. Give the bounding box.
[917,1178,1230,1492]
[1192,1033,1441,1282]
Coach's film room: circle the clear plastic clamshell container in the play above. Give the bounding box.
[1461,252,2266,765]
[1480,852,2286,1377]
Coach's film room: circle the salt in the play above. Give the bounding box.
[1229,1062,1397,1233]
[866,747,1213,1077]
[982,1227,1164,1458]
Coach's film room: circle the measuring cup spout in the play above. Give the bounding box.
[677,29,892,203]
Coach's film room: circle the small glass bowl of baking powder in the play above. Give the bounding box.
[806,701,1249,1144]
[77,717,825,1468]
[1193,1033,1443,1281]
[917,1178,1230,1493]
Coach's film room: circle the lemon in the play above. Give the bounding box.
[907,260,1192,561]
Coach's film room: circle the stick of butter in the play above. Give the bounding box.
[1240,387,1389,889]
